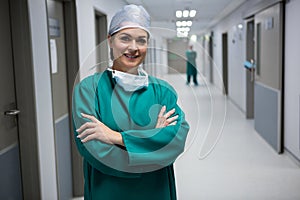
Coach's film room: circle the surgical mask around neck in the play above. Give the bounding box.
[107,67,149,92]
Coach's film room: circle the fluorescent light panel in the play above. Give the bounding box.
[175,9,196,38]
[176,20,192,27]
[176,10,182,18]
[176,9,197,18]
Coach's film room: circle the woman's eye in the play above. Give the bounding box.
[120,36,131,42]
[137,39,147,45]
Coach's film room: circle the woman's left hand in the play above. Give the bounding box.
[76,113,123,145]
[155,106,178,128]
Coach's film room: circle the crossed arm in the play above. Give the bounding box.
[76,105,179,147]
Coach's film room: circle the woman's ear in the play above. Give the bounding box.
[108,35,114,60]
[108,35,113,48]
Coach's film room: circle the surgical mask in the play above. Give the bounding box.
[107,67,149,92]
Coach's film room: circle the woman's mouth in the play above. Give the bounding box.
[124,53,139,59]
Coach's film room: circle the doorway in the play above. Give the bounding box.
[222,32,228,95]
[95,10,108,72]
[209,31,214,84]
[47,1,73,199]
[245,19,255,119]
[167,38,188,74]
[47,0,81,198]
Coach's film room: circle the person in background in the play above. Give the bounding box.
[72,4,189,200]
[186,45,198,85]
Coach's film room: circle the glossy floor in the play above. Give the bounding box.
[166,74,300,200]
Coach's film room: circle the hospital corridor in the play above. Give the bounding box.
[167,74,300,200]
[1,0,300,199]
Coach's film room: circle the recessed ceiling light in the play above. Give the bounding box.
[176,10,182,18]
[189,10,196,18]
[183,10,189,18]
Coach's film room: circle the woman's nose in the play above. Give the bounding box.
[128,40,138,51]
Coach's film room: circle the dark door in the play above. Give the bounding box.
[222,32,228,95]
[95,11,108,72]
[0,0,23,199]
[245,19,255,119]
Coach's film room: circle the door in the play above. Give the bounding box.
[254,3,283,152]
[0,0,23,199]
[245,19,255,119]
[203,32,213,83]
[222,32,228,95]
[209,31,214,84]
[167,38,188,74]
[47,0,73,199]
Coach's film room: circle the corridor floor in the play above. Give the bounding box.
[164,74,300,200]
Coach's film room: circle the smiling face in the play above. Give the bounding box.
[108,28,148,74]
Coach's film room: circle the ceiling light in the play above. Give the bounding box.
[176,21,182,26]
[183,10,189,18]
[190,34,197,42]
[177,31,189,38]
[189,10,196,18]
[176,10,182,18]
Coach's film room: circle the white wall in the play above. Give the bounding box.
[209,0,300,160]
[27,0,58,199]
[150,30,169,76]
[75,0,168,78]
[75,0,126,79]
[210,0,263,112]
[284,0,300,160]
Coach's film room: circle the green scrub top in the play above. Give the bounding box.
[72,70,189,200]
[186,50,197,75]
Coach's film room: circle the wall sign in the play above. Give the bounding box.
[265,17,274,30]
[50,39,58,74]
[49,18,60,37]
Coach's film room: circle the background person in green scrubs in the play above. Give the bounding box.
[186,45,198,85]
[72,4,189,200]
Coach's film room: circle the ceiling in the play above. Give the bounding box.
[123,0,247,36]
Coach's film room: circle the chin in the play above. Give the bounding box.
[122,60,143,68]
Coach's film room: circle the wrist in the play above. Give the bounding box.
[111,131,124,146]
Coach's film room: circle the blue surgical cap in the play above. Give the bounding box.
[108,4,151,36]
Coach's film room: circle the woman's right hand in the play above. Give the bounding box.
[155,105,178,128]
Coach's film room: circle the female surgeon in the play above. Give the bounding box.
[72,4,190,200]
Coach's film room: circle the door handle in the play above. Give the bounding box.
[250,59,255,82]
[4,109,20,116]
